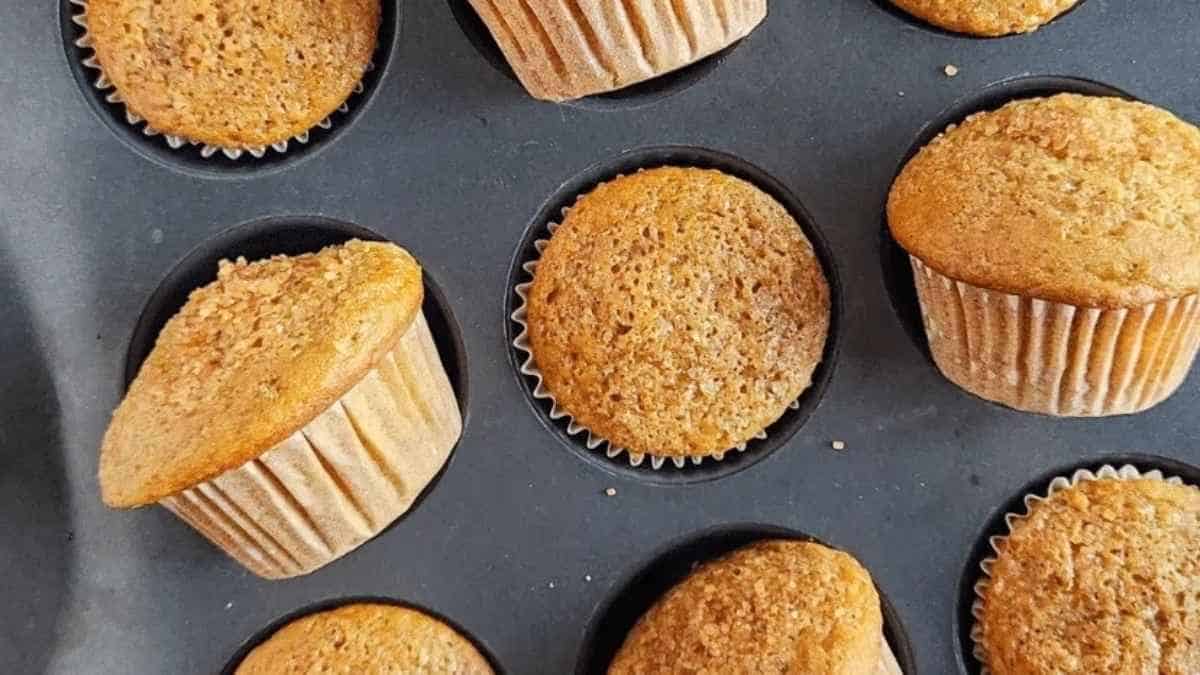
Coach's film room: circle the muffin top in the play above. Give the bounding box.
[889,0,1079,36]
[526,167,830,458]
[609,540,884,674]
[235,603,494,674]
[100,240,423,508]
[86,0,380,148]
[980,478,1200,674]
[889,94,1200,308]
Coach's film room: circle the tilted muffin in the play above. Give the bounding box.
[85,0,379,149]
[888,94,1200,416]
[235,603,494,674]
[468,0,767,101]
[978,478,1200,674]
[526,166,830,461]
[100,241,462,579]
[609,540,901,674]
[889,0,1079,36]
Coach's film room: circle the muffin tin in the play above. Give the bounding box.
[6,1,1200,673]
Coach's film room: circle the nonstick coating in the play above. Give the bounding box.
[2,1,1199,673]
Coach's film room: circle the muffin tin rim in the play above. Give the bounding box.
[502,143,844,486]
[56,0,404,180]
[219,594,507,674]
[574,521,918,674]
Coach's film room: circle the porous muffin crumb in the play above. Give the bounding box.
[891,0,1079,36]
[86,0,380,148]
[527,167,830,458]
[100,240,423,507]
[980,478,1200,674]
[889,94,1200,308]
[235,603,493,674]
[609,540,883,674]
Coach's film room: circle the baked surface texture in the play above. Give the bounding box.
[889,0,1079,36]
[100,240,424,508]
[527,166,830,458]
[468,0,767,101]
[609,540,883,674]
[980,478,1200,675]
[889,94,1200,308]
[87,0,380,148]
[235,603,494,674]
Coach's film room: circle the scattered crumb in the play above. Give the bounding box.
[548,581,555,589]
[150,228,164,244]
[225,602,233,610]
[831,440,846,451]
[944,64,959,77]
[898,91,905,97]
[604,487,617,497]
[584,574,592,582]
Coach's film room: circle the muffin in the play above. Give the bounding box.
[468,0,767,101]
[889,0,1079,36]
[888,94,1200,416]
[977,476,1200,674]
[84,0,379,151]
[524,166,830,463]
[99,240,462,579]
[609,540,901,674]
[235,603,494,674]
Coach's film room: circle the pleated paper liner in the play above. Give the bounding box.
[67,0,373,161]
[511,214,800,471]
[575,523,917,675]
[968,463,1192,674]
[162,312,462,580]
[460,0,766,104]
[911,256,1200,416]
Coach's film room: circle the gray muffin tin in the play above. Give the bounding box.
[3,0,1199,673]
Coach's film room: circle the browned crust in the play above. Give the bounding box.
[889,94,1200,308]
[980,479,1200,674]
[467,0,767,101]
[87,0,380,148]
[99,240,423,508]
[889,0,1079,36]
[609,540,883,674]
[527,166,830,458]
[235,603,494,674]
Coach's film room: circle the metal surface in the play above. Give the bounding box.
[1,1,1198,673]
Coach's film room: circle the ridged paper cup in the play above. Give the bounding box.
[161,312,461,579]
[468,0,767,101]
[969,464,1186,674]
[910,256,1200,416]
[511,198,797,471]
[68,0,371,160]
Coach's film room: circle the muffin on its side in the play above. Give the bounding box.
[468,0,767,101]
[100,241,462,579]
[527,166,830,462]
[609,540,901,674]
[86,0,380,149]
[889,0,1079,36]
[978,478,1200,674]
[235,603,494,674]
[888,94,1200,416]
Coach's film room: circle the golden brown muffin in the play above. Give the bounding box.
[979,478,1200,674]
[609,540,890,674]
[888,95,1200,416]
[468,0,767,101]
[889,0,1079,36]
[86,0,379,148]
[526,166,830,459]
[236,603,494,674]
[100,241,462,578]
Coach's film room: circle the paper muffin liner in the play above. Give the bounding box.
[910,256,1200,416]
[469,0,766,101]
[969,464,1188,673]
[160,312,461,579]
[68,0,372,160]
[510,201,798,470]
